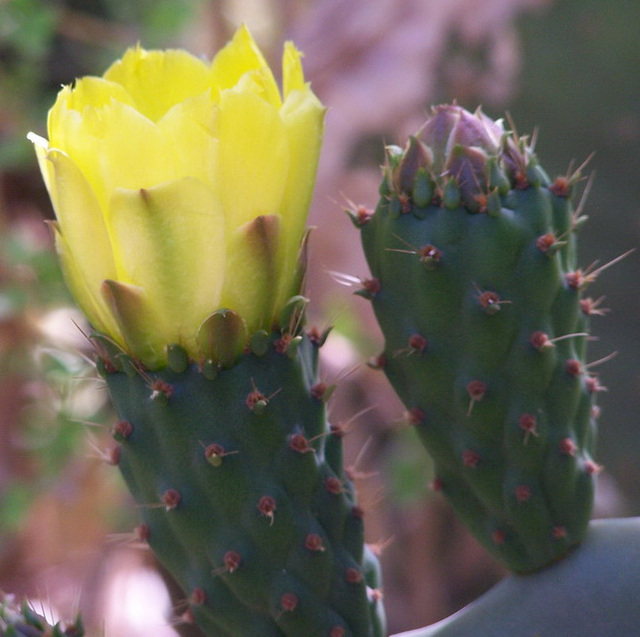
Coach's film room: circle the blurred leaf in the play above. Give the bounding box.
[387,427,434,508]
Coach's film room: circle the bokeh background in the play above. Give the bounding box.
[1,0,638,635]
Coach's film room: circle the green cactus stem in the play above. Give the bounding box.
[358,104,606,573]
[97,301,385,637]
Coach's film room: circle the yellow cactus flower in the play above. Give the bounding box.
[29,25,325,369]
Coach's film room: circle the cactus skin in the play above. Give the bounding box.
[391,518,640,637]
[99,311,384,636]
[0,593,84,636]
[358,104,602,573]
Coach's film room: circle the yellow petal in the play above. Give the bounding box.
[52,223,122,340]
[157,94,218,188]
[34,146,117,290]
[106,177,226,353]
[275,85,325,305]
[48,77,135,141]
[213,88,289,233]
[100,280,166,368]
[282,41,306,97]
[220,214,281,330]
[52,99,176,212]
[28,132,55,194]
[210,24,280,106]
[103,45,210,122]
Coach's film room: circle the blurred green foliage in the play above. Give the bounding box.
[0,0,202,168]
[0,228,97,536]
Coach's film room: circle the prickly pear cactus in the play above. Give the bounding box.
[0,592,84,637]
[357,104,606,573]
[99,300,385,637]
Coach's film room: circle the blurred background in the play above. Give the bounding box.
[0,0,638,634]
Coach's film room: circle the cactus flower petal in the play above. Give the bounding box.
[100,280,165,368]
[221,214,281,329]
[29,26,324,368]
[106,177,226,353]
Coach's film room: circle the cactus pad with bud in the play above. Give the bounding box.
[358,104,604,573]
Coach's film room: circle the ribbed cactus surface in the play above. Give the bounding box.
[358,104,603,573]
[99,306,384,637]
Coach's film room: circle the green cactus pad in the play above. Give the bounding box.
[359,104,603,573]
[100,328,384,636]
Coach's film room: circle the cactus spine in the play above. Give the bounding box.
[358,104,604,573]
[99,299,384,636]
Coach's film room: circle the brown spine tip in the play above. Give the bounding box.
[585,459,603,475]
[580,296,609,316]
[325,476,344,495]
[134,523,151,542]
[552,525,568,539]
[108,446,121,466]
[304,533,326,552]
[345,567,363,584]
[113,420,133,441]
[280,592,298,612]
[518,413,539,443]
[408,333,427,353]
[289,433,311,453]
[359,277,381,298]
[549,176,570,197]
[351,505,365,520]
[535,232,556,253]
[150,379,174,400]
[190,588,206,605]
[181,608,195,625]
[246,389,266,410]
[162,488,181,511]
[205,443,226,466]
[530,330,553,350]
[430,476,443,492]
[406,407,425,425]
[311,382,329,401]
[586,375,607,393]
[367,353,387,370]
[515,485,532,502]
[419,244,442,267]
[330,627,346,637]
[565,359,583,377]
[273,334,292,354]
[559,437,578,456]
[330,423,346,438]
[492,529,506,544]
[355,205,373,225]
[467,380,487,402]
[223,550,242,573]
[462,450,480,468]
[565,270,583,290]
[257,495,277,523]
[478,290,502,314]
